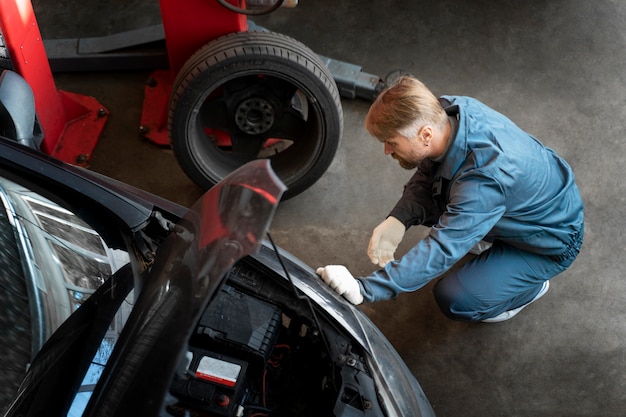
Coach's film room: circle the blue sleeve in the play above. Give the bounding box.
[359,171,506,302]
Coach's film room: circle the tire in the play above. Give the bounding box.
[0,203,31,412]
[168,30,343,200]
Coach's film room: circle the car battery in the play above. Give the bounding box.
[195,284,282,373]
[170,348,249,416]
[170,284,281,415]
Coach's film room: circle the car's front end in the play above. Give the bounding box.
[0,136,435,417]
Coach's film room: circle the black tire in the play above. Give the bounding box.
[0,203,31,412]
[168,30,343,200]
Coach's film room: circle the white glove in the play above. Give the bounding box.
[469,240,493,255]
[316,265,364,305]
[367,216,405,267]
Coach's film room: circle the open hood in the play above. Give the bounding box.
[5,159,286,417]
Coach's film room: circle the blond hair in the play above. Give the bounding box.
[365,77,448,141]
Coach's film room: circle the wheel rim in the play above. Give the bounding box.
[184,72,326,189]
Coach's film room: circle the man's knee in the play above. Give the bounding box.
[433,276,474,321]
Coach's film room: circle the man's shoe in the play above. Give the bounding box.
[481,281,550,323]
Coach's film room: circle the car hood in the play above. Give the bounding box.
[84,159,287,416]
[5,159,286,417]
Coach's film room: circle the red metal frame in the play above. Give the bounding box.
[159,0,247,76]
[0,0,108,165]
[139,0,248,146]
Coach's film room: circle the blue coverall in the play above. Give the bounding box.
[358,96,584,321]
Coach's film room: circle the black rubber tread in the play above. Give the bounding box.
[0,201,31,412]
[171,31,339,99]
[168,30,343,200]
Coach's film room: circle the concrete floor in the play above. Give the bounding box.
[31,1,625,416]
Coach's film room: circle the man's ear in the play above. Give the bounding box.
[419,126,433,146]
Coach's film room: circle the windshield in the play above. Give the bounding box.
[0,177,130,349]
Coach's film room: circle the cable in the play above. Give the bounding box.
[265,232,338,390]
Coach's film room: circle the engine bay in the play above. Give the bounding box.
[166,257,384,417]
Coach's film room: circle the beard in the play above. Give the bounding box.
[392,153,420,170]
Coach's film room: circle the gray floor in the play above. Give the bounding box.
[31,1,625,416]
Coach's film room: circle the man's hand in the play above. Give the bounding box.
[316,265,364,305]
[367,216,405,267]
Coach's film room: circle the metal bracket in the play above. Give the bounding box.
[44,24,169,73]
[318,55,385,101]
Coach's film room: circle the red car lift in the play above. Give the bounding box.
[41,0,385,146]
[0,0,108,165]
[16,0,389,199]
[140,0,249,145]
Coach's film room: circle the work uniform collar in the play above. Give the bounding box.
[431,102,468,180]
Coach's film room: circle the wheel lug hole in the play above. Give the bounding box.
[235,98,275,135]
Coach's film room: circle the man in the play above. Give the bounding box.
[316,77,584,322]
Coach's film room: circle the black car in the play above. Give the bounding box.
[0,70,435,417]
